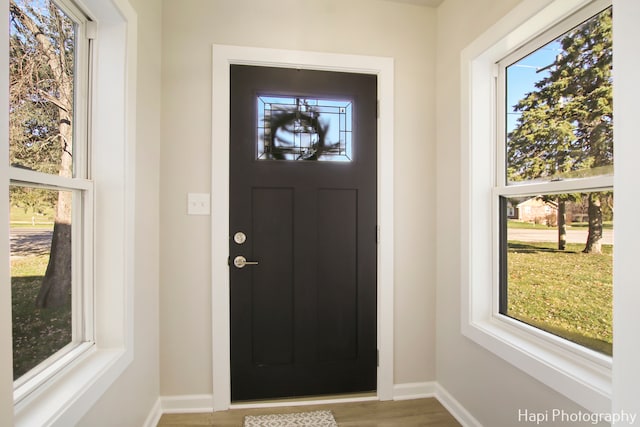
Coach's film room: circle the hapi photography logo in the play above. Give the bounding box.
[518,409,637,425]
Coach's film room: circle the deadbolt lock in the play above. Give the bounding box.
[233,231,247,245]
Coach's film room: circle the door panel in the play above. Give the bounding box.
[251,187,294,366]
[316,188,358,362]
[230,65,377,401]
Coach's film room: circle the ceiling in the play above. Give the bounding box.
[382,0,444,7]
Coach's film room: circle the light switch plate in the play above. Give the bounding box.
[187,193,210,215]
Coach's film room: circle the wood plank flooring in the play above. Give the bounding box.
[157,398,461,426]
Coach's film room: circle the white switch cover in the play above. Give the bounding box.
[187,193,210,215]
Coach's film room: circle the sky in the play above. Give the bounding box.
[505,40,561,133]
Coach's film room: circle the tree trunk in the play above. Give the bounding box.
[557,199,566,251]
[583,193,603,254]
[35,221,71,308]
[36,105,73,308]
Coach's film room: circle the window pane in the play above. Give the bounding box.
[10,186,73,379]
[257,95,353,161]
[505,8,612,185]
[500,192,613,355]
[9,0,77,176]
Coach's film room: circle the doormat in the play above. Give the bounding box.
[243,410,338,427]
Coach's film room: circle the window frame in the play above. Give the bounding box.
[496,3,614,362]
[9,0,95,401]
[461,0,612,413]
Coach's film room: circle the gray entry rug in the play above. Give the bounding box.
[243,410,338,427]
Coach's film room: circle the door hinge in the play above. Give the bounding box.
[86,20,97,40]
[376,100,380,118]
[376,225,381,244]
[377,349,380,367]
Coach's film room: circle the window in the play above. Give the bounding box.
[4,0,137,424]
[9,0,94,396]
[498,6,613,356]
[461,0,613,413]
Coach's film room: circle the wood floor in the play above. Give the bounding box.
[157,398,461,426]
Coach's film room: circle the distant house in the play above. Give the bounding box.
[506,199,516,219]
[510,197,590,225]
[506,197,526,219]
[515,197,557,224]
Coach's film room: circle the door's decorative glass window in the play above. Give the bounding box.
[257,96,352,161]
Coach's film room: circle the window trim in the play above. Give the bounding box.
[461,0,612,413]
[5,0,138,424]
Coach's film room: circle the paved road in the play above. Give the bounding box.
[10,228,53,257]
[8,227,613,258]
[508,228,614,245]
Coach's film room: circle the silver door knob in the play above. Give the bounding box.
[233,255,259,269]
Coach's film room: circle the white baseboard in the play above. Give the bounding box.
[393,381,437,400]
[160,394,214,414]
[142,398,162,427]
[434,383,483,427]
[391,381,482,427]
[152,384,482,427]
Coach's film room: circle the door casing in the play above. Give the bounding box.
[211,45,395,411]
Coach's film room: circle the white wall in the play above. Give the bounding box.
[611,0,640,423]
[77,0,162,424]
[160,0,438,396]
[436,0,640,426]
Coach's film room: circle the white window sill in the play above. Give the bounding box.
[14,347,131,427]
[462,314,611,413]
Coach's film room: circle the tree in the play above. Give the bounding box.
[10,0,75,308]
[507,8,613,254]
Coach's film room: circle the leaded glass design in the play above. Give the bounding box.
[257,96,352,161]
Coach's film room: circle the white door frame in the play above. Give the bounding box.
[211,44,394,411]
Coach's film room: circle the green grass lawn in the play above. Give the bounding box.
[508,219,613,230]
[11,254,71,379]
[507,220,553,229]
[10,205,54,229]
[506,241,613,355]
